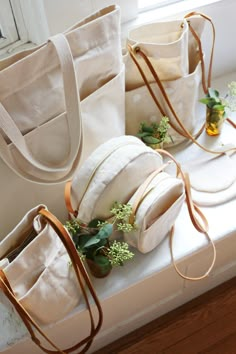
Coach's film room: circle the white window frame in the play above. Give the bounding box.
[0,0,49,58]
[0,0,19,49]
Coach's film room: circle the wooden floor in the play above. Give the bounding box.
[94,277,236,354]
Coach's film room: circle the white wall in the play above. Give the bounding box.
[122,0,236,79]
[41,0,236,79]
[42,0,138,35]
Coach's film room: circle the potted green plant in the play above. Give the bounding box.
[200,81,236,136]
[137,116,172,148]
[65,202,135,278]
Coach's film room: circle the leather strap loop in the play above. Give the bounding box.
[184,11,215,93]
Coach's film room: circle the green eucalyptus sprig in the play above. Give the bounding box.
[65,202,135,269]
[137,116,172,148]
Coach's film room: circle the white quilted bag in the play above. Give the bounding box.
[66,136,163,223]
[124,167,185,253]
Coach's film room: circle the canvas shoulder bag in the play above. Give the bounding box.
[0,5,125,237]
[65,135,164,223]
[124,149,216,280]
[124,12,215,147]
[0,5,125,183]
[126,12,236,154]
[0,206,102,353]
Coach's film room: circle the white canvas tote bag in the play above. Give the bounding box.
[0,5,125,235]
[0,205,102,353]
[65,136,164,223]
[124,12,214,147]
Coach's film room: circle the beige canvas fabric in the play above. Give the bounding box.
[125,60,202,146]
[125,18,190,89]
[0,205,81,325]
[124,170,185,253]
[69,136,164,223]
[0,5,125,236]
[124,14,206,146]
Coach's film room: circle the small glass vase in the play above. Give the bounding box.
[149,142,164,150]
[86,258,112,278]
[205,107,225,136]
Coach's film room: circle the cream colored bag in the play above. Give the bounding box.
[124,167,185,253]
[0,206,102,353]
[123,150,217,281]
[125,59,202,146]
[0,5,125,235]
[124,12,214,146]
[65,135,163,223]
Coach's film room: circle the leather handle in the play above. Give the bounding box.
[184,11,216,93]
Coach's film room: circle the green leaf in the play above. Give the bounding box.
[212,104,225,111]
[141,125,154,133]
[208,87,219,98]
[84,235,101,248]
[142,136,160,144]
[96,223,113,240]
[77,234,92,249]
[137,132,151,138]
[199,98,213,105]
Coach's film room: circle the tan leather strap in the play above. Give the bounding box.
[170,225,216,281]
[154,149,216,280]
[65,180,78,217]
[155,149,209,233]
[0,208,103,354]
[128,45,236,155]
[226,117,236,129]
[184,12,215,94]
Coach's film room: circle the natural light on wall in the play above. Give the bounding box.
[138,0,182,11]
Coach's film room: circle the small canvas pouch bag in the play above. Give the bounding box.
[124,167,185,253]
[123,150,217,281]
[65,136,164,223]
[0,206,102,353]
